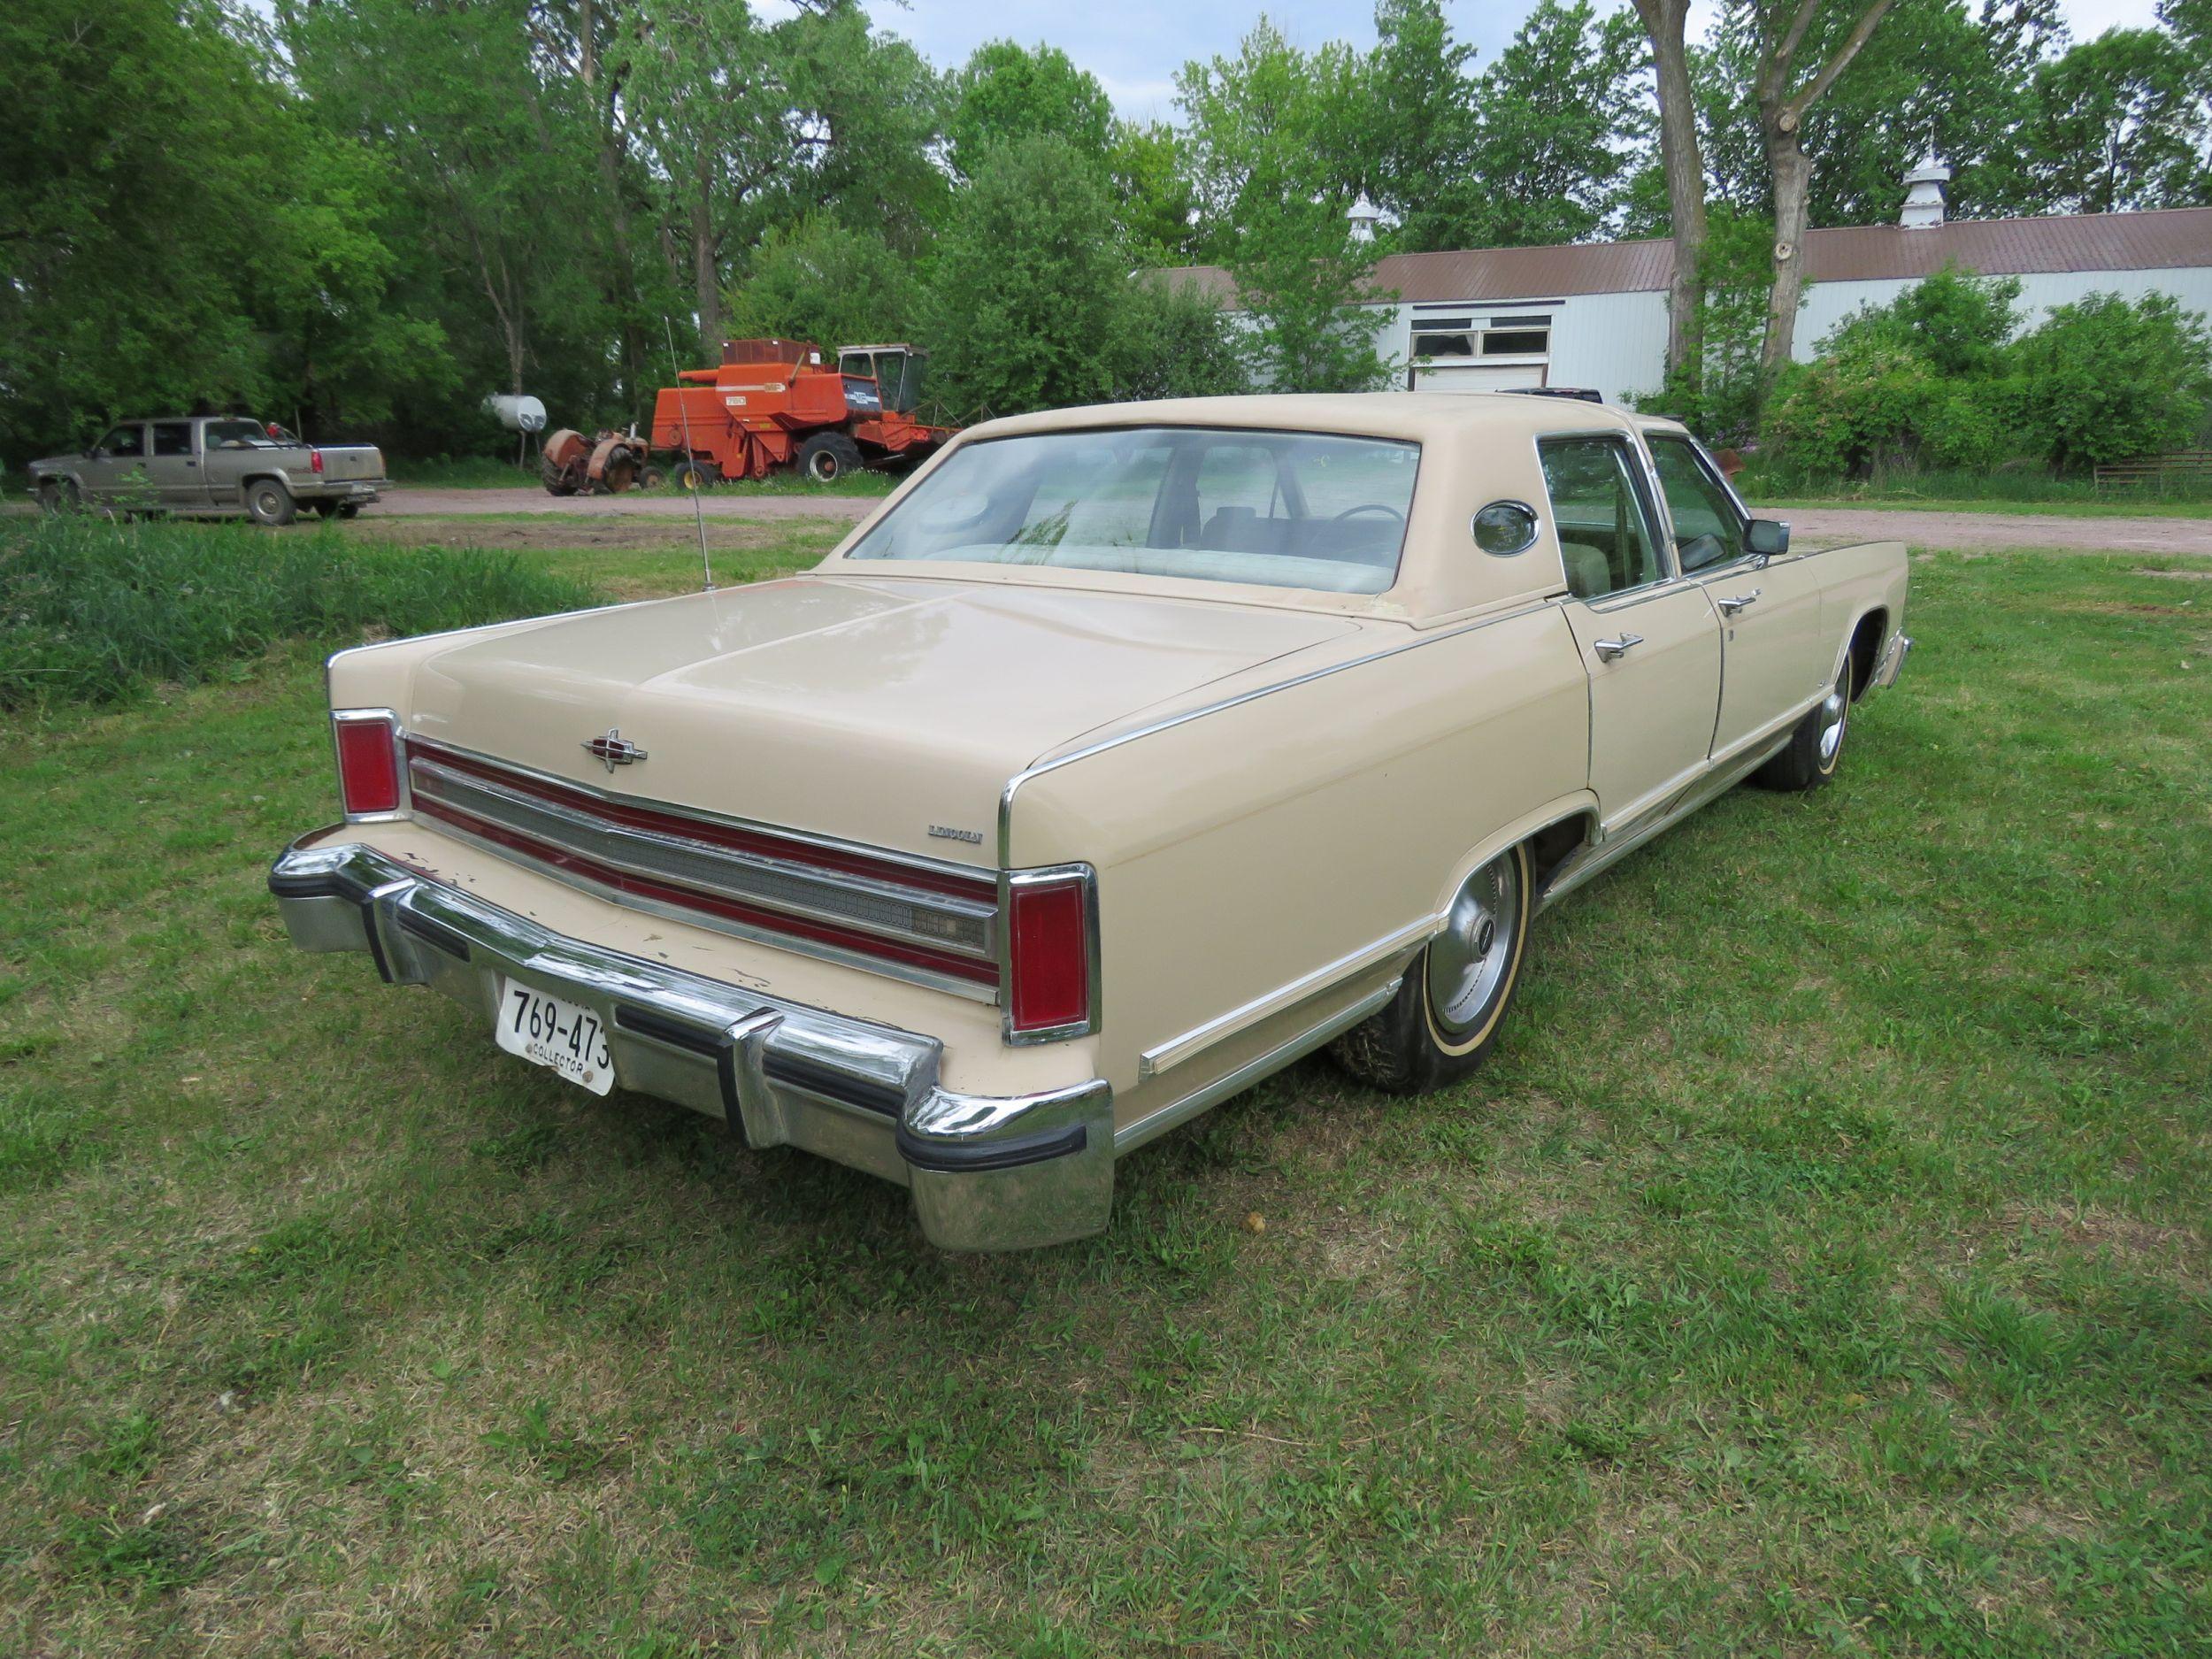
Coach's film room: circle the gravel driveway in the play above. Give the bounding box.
[374,488,2212,555]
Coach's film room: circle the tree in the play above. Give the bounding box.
[725,216,918,350]
[2026,27,2210,212]
[1629,0,1714,379]
[1108,121,1202,262]
[1362,0,1481,252]
[2010,292,2212,469]
[1468,0,1650,247]
[1177,21,1391,390]
[947,41,1112,180]
[1744,0,1902,384]
[924,135,1128,418]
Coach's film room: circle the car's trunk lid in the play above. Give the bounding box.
[402,574,1363,864]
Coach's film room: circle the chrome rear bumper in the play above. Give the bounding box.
[267,834,1112,1251]
[1870,629,1913,693]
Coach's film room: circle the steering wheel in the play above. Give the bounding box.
[1333,503,1406,526]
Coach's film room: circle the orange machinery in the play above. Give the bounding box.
[649,338,956,487]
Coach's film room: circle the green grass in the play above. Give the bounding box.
[0,515,598,708]
[1736,461,2212,515]
[1,548,2208,1654]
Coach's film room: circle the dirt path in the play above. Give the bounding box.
[376,486,877,522]
[1785,506,2212,556]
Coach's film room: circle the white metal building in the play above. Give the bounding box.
[1156,176,2212,404]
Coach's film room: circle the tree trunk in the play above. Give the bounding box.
[692,164,720,357]
[1632,0,1709,382]
[1759,116,1814,384]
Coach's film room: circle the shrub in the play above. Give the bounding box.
[1822,267,2022,379]
[1761,343,1943,480]
[2008,292,2212,472]
[0,516,597,708]
[1104,279,1251,403]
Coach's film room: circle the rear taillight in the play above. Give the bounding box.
[1005,868,1095,1040]
[311,448,325,473]
[333,711,403,817]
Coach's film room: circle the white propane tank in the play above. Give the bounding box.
[484,394,548,434]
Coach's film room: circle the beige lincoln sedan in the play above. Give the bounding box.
[268,395,1911,1249]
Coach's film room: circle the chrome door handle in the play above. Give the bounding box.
[1593,634,1644,663]
[1717,588,1762,615]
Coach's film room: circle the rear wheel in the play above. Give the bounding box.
[1754,657,1853,792]
[672,457,720,492]
[1332,842,1533,1095]
[245,478,296,526]
[798,432,863,483]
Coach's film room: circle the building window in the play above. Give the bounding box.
[1481,328,1549,357]
[1412,330,1477,357]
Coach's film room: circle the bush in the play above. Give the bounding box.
[1823,268,2021,379]
[2008,292,2212,472]
[1104,279,1251,403]
[0,516,597,707]
[1761,344,1943,480]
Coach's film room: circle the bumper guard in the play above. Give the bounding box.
[268,834,1112,1250]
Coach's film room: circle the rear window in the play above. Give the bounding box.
[845,426,1420,595]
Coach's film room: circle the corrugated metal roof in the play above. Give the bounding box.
[1153,207,2212,308]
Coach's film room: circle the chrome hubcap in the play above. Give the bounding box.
[1817,676,1848,764]
[1427,855,1520,1034]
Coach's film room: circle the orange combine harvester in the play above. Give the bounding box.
[654,338,956,486]
[540,338,958,495]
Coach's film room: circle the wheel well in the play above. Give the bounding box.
[1847,609,1887,702]
[1529,811,1594,890]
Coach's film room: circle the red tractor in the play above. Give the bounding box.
[648,338,956,488]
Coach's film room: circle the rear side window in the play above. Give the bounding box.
[1536,434,1666,600]
[152,421,193,457]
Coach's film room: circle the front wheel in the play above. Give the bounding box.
[38,480,77,514]
[246,478,297,526]
[1331,841,1533,1095]
[1754,657,1853,792]
[797,432,863,483]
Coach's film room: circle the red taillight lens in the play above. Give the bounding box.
[334,714,402,816]
[311,448,325,473]
[1007,873,1093,1035]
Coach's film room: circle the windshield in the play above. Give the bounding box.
[845,426,1419,595]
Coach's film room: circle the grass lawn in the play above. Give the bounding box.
[1,539,2208,1655]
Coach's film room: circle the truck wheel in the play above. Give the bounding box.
[1331,842,1532,1096]
[39,480,78,514]
[246,479,297,526]
[798,433,863,483]
[673,458,720,492]
[1754,657,1853,793]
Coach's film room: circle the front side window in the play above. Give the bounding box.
[151,421,193,457]
[1648,436,1747,573]
[99,426,145,458]
[845,426,1420,595]
[1537,434,1666,600]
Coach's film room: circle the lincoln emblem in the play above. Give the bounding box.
[581,729,647,772]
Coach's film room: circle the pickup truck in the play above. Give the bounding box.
[28,416,388,524]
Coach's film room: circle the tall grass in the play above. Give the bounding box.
[0,516,598,708]
[1736,457,2212,506]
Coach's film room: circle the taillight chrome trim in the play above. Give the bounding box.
[332,708,410,824]
[395,736,1004,1002]
[1000,863,1102,1046]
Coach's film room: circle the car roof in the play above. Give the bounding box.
[967,391,1654,447]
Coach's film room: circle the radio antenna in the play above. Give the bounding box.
[664,315,715,592]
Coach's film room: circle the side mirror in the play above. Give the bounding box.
[1747,518,1791,558]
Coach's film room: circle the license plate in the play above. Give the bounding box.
[495,979,615,1095]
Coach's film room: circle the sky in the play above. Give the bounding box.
[810,0,2172,120]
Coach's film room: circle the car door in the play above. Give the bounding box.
[146,421,209,511]
[1539,431,1724,835]
[82,424,149,503]
[198,418,266,509]
[1646,433,1829,761]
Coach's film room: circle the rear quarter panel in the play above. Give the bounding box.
[1814,540,1910,675]
[1010,603,1593,1116]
